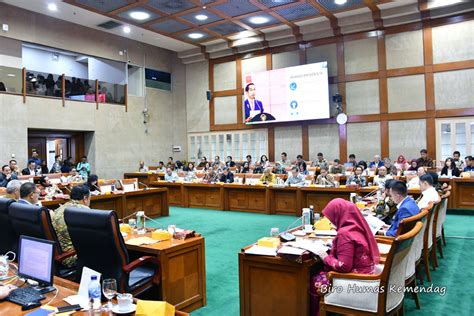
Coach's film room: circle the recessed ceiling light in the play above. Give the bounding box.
[123,26,131,34]
[335,0,347,5]
[129,11,150,20]
[48,3,57,11]
[195,14,208,21]
[249,16,269,25]
[188,33,204,39]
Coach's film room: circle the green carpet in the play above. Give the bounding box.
[147,208,474,316]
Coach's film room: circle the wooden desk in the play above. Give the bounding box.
[239,249,320,316]
[41,188,169,219]
[0,277,189,315]
[182,183,224,210]
[124,233,206,313]
[224,184,268,214]
[448,178,474,209]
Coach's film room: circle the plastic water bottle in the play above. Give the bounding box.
[309,205,315,225]
[88,275,101,313]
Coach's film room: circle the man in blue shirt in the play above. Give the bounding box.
[380,180,420,237]
[369,154,384,169]
[464,156,474,172]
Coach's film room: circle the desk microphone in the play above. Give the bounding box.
[92,184,101,192]
[121,211,164,230]
[279,215,304,242]
[138,182,150,190]
[62,185,72,193]
[362,188,381,199]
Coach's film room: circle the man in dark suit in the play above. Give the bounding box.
[380,181,420,236]
[22,160,39,176]
[219,167,234,184]
[18,182,40,206]
[244,83,264,122]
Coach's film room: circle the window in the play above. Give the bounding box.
[436,118,474,161]
[188,129,268,162]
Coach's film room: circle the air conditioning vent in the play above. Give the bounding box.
[97,20,122,30]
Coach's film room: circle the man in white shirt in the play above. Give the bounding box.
[164,168,179,182]
[407,167,426,188]
[374,166,392,188]
[278,152,292,167]
[285,166,306,186]
[417,174,440,209]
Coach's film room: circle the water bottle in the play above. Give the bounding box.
[314,213,321,225]
[88,275,101,313]
[136,211,146,234]
[302,208,312,232]
[309,205,315,225]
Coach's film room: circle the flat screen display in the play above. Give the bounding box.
[18,236,54,285]
[242,61,330,124]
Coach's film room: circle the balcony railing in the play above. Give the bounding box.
[0,66,128,111]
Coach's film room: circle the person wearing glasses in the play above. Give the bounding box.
[18,182,41,206]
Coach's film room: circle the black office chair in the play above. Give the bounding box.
[64,207,161,296]
[0,198,18,256]
[8,202,76,278]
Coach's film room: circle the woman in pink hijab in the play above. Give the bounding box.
[310,198,380,316]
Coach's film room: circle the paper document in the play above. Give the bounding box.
[278,246,306,256]
[126,237,158,246]
[314,230,337,236]
[364,214,386,235]
[244,245,277,256]
[285,239,328,256]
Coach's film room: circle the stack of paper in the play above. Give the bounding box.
[364,214,386,235]
[277,246,306,256]
[244,245,277,256]
[313,230,337,236]
[126,237,159,246]
[285,239,328,256]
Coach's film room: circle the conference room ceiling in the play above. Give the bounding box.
[4,0,472,62]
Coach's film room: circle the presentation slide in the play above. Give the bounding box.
[242,61,330,124]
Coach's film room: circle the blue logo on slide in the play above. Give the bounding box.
[290,82,297,90]
[290,101,298,109]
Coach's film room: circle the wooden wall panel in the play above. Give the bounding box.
[207,14,474,161]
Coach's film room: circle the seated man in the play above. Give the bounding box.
[375,179,398,224]
[285,166,305,186]
[464,156,474,172]
[225,156,236,168]
[0,165,17,187]
[373,166,392,188]
[329,159,345,174]
[22,160,39,176]
[219,167,234,183]
[315,167,336,187]
[311,152,328,169]
[278,152,292,167]
[164,168,179,182]
[51,185,91,268]
[369,155,384,169]
[273,162,287,175]
[5,180,21,200]
[379,181,420,237]
[203,168,218,183]
[138,161,148,172]
[407,166,426,188]
[212,156,224,168]
[65,168,84,183]
[156,161,166,172]
[259,168,276,185]
[346,166,367,187]
[416,149,434,168]
[38,176,62,197]
[18,182,41,206]
[166,157,177,170]
[417,174,441,209]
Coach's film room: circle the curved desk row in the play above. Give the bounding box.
[149,182,422,216]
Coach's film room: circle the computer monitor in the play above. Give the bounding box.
[18,236,54,291]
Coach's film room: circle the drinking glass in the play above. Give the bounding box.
[128,218,136,232]
[270,227,280,237]
[102,278,117,312]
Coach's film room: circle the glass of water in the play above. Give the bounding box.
[270,227,280,237]
[128,218,136,232]
[102,278,117,312]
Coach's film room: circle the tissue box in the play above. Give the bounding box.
[119,224,131,233]
[135,300,175,316]
[314,217,333,230]
[151,230,172,241]
[257,237,280,248]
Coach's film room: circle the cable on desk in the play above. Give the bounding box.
[44,286,59,306]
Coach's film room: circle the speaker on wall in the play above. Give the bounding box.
[206,91,212,101]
